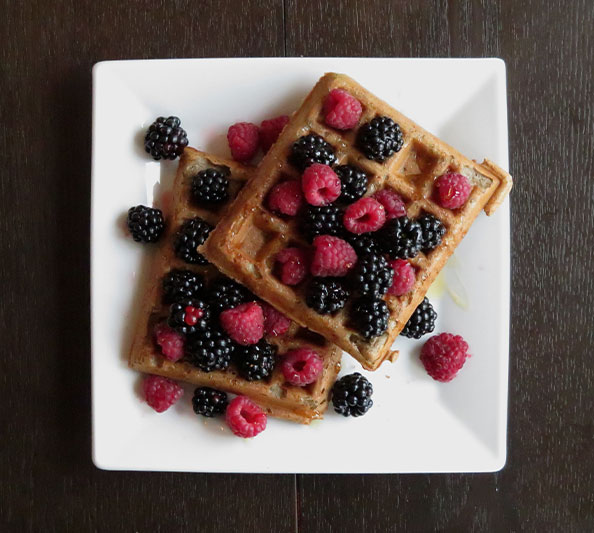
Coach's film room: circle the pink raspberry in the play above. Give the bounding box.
[374,188,407,219]
[153,322,185,362]
[227,122,260,162]
[387,259,416,296]
[420,333,470,382]
[260,115,290,152]
[267,180,304,216]
[219,302,264,345]
[435,172,472,209]
[301,163,341,206]
[343,197,386,234]
[261,302,291,336]
[275,247,308,285]
[281,348,323,386]
[323,89,363,130]
[143,375,183,413]
[226,396,267,438]
[311,235,357,277]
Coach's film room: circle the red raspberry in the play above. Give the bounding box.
[435,172,472,209]
[311,235,357,277]
[343,197,386,234]
[420,333,470,382]
[227,122,260,162]
[387,259,416,296]
[219,302,264,345]
[301,163,341,206]
[267,180,304,216]
[281,348,323,386]
[143,375,183,413]
[323,89,363,130]
[260,115,290,152]
[374,188,407,219]
[275,247,308,285]
[154,322,185,362]
[226,396,267,438]
[261,302,291,336]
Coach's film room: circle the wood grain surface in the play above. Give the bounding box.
[0,0,592,531]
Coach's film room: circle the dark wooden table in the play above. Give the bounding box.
[2,1,593,531]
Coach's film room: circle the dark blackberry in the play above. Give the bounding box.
[345,233,380,256]
[144,116,188,160]
[127,205,165,243]
[167,299,210,336]
[351,297,389,339]
[289,134,336,171]
[377,216,423,259]
[335,165,368,203]
[235,340,277,381]
[162,269,205,304]
[349,253,394,298]
[174,217,212,265]
[306,278,350,314]
[400,297,437,339]
[417,214,446,252]
[208,276,253,315]
[192,387,228,417]
[185,328,235,372]
[332,372,373,417]
[191,168,229,205]
[357,116,404,162]
[301,204,343,242]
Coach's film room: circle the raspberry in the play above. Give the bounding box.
[387,259,416,296]
[227,122,260,162]
[435,172,472,209]
[323,88,363,130]
[302,163,341,206]
[260,115,290,152]
[281,348,323,386]
[267,180,304,216]
[311,235,357,277]
[420,333,470,382]
[275,247,308,285]
[343,197,386,234]
[225,396,267,438]
[261,302,291,336]
[143,375,183,413]
[153,322,185,362]
[374,188,407,220]
[219,302,264,345]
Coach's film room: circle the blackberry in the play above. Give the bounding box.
[191,168,229,205]
[174,217,212,265]
[162,269,205,304]
[417,214,446,252]
[167,299,210,336]
[192,387,228,417]
[349,253,394,298]
[301,204,344,242]
[127,205,165,243]
[335,165,368,203]
[377,216,423,259]
[289,134,336,171]
[357,116,403,162]
[235,340,277,381]
[351,297,389,339]
[306,278,350,314]
[208,276,253,315]
[400,297,437,339]
[144,116,188,160]
[345,233,380,256]
[185,328,235,372]
[332,372,373,417]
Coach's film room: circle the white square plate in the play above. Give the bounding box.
[92,58,510,473]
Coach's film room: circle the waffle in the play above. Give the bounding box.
[201,72,513,370]
[128,147,342,424]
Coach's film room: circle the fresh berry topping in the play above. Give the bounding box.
[300,205,344,242]
[174,217,212,265]
[418,214,446,252]
[191,168,229,205]
[260,115,290,152]
[351,297,389,339]
[225,396,267,438]
[227,122,260,162]
[185,327,235,372]
[127,205,165,243]
[343,197,386,234]
[261,303,291,336]
[220,302,264,345]
[435,172,472,209]
[311,235,357,277]
[167,299,210,335]
[267,180,304,216]
[302,163,341,206]
[377,216,422,259]
[335,165,368,203]
[143,375,183,413]
[306,278,350,314]
[275,247,309,285]
[349,253,394,298]
[208,276,252,315]
[357,116,403,162]
[323,89,363,130]
[235,340,277,381]
[420,333,470,382]
[192,387,228,417]
[153,322,185,362]
[374,188,407,219]
[344,232,380,256]
[289,134,336,171]
[144,116,188,161]
[162,269,205,304]
[332,373,373,417]
[401,297,437,339]
[183,305,204,325]
[387,259,416,296]
[281,348,323,386]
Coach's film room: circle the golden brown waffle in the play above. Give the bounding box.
[128,147,342,424]
[201,72,512,371]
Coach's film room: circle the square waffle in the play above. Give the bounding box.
[201,72,512,370]
[128,147,342,423]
